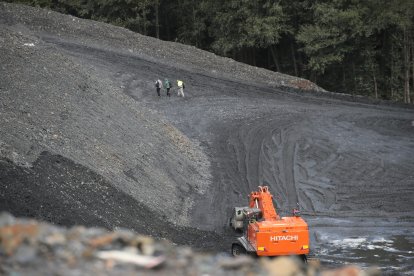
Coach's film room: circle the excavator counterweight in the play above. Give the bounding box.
[230,186,309,258]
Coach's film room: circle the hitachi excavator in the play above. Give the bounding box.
[229,186,309,260]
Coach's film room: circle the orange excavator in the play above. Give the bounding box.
[229,186,309,260]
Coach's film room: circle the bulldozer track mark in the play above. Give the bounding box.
[298,187,316,212]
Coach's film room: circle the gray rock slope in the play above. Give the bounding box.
[1,3,414,272]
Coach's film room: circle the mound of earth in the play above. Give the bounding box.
[1,2,413,274]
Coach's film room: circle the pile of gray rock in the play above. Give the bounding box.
[0,213,380,276]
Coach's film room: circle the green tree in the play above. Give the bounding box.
[208,0,286,65]
[296,2,362,76]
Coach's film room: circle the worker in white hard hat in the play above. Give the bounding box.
[155,79,162,97]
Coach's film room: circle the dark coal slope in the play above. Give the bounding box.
[0,152,225,250]
[1,3,414,273]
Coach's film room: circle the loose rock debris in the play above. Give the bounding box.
[0,213,383,276]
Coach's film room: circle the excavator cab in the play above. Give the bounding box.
[230,186,310,259]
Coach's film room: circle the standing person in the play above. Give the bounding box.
[155,79,163,97]
[177,80,185,97]
[164,78,172,97]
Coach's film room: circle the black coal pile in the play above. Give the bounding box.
[0,1,216,246]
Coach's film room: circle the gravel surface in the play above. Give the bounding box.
[1,2,413,274]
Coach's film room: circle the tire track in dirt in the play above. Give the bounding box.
[257,123,300,214]
[211,116,307,219]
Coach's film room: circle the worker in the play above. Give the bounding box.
[155,79,163,97]
[164,78,172,97]
[177,80,185,97]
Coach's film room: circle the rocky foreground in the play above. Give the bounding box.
[0,213,382,276]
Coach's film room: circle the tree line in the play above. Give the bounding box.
[10,0,414,103]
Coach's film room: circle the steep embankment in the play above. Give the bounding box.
[1,3,414,273]
[0,2,215,247]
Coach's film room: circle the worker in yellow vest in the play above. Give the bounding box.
[177,80,185,97]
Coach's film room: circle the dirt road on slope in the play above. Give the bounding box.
[1,3,414,273]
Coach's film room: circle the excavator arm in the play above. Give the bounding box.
[248,186,280,221]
